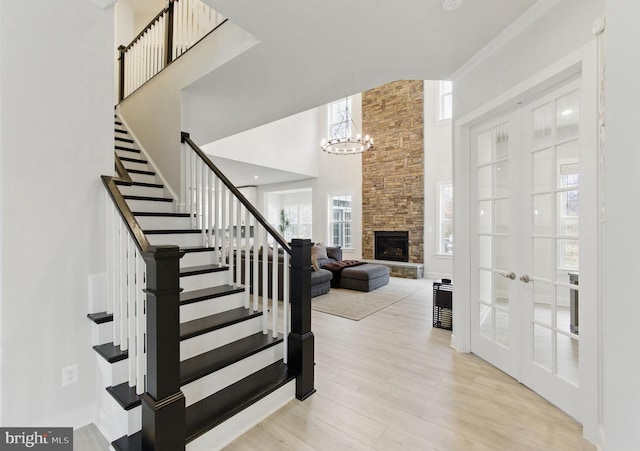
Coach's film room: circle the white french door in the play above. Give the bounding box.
[470,77,592,421]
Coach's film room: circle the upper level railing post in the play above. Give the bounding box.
[288,239,316,400]
[118,45,126,102]
[164,0,175,66]
[141,245,186,451]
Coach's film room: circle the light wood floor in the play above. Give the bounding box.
[226,277,595,451]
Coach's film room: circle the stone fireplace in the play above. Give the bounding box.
[362,80,424,271]
[374,231,409,262]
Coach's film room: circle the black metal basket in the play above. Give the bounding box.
[433,279,453,330]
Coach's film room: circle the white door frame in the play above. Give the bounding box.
[451,40,600,443]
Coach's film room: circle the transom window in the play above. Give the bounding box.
[328,98,352,139]
[438,80,453,121]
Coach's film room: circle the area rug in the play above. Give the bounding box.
[311,278,428,321]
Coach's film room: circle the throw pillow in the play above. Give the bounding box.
[311,243,328,270]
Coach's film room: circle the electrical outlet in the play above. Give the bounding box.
[61,364,79,387]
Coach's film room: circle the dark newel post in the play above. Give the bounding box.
[164,1,175,66]
[288,239,316,400]
[118,45,126,102]
[141,245,185,451]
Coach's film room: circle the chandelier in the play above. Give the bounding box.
[321,97,374,155]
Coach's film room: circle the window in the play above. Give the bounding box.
[329,194,352,248]
[438,183,453,254]
[283,203,312,241]
[328,97,352,139]
[438,80,453,121]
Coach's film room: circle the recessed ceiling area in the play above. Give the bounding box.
[208,155,314,187]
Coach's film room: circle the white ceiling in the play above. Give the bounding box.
[125,0,539,186]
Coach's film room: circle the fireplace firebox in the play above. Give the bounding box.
[375,231,409,262]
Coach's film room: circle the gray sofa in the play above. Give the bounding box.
[315,246,390,292]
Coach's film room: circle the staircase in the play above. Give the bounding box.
[88,115,314,450]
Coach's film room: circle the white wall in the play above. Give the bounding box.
[118,20,258,195]
[0,0,113,427]
[202,106,323,179]
[423,80,453,279]
[602,1,640,448]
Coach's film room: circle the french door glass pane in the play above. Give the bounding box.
[478,235,492,268]
[495,199,510,234]
[556,90,580,142]
[479,270,493,303]
[557,239,579,270]
[557,333,579,385]
[495,236,510,271]
[533,281,553,325]
[494,124,510,159]
[478,130,493,165]
[495,161,510,197]
[478,165,492,199]
[533,238,554,281]
[495,308,510,347]
[478,201,492,234]
[533,149,553,193]
[557,191,579,236]
[534,324,553,371]
[533,103,553,150]
[533,194,553,235]
[556,285,573,334]
[480,304,493,340]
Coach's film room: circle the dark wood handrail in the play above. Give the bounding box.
[181,132,292,254]
[124,5,169,52]
[102,175,150,253]
[114,153,133,182]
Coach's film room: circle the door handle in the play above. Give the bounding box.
[501,272,516,280]
[520,275,530,283]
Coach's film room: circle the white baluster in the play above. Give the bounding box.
[213,176,219,263]
[201,159,207,244]
[221,186,227,270]
[119,221,128,350]
[112,211,121,345]
[106,195,114,316]
[196,158,202,230]
[207,171,213,248]
[283,251,289,363]
[127,237,136,387]
[228,196,235,286]
[253,221,259,311]
[135,248,146,394]
[272,242,278,338]
[262,227,268,334]
[236,197,242,288]
[244,207,250,308]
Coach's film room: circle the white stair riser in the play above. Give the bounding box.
[180,271,229,292]
[122,160,150,172]
[100,393,141,438]
[181,251,219,267]
[180,292,244,323]
[180,315,263,360]
[126,199,174,213]
[147,232,203,247]
[115,149,141,159]
[136,215,193,229]
[186,380,295,451]
[128,172,158,184]
[96,357,129,395]
[91,322,112,346]
[118,184,166,198]
[182,342,283,407]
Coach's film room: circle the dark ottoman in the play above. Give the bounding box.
[340,264,390,292]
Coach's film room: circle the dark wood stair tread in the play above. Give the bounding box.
[107,382,141,410]
[181,332,282,386]
[115,129,128,134]
[126,169,155,176]
[123,195,172,202]
[185,361,294,443]
[115,136,134,143]
[112,431,140,451]
[133,212,190,218]
[180,307,262,341]
[181,246,217,253]
[87,311,113,324]
[145,228,200,234]
[119,156,148,164]
[115,145,140,153]
[180,264,226,277]
[116,181,164,189]
[180,285,244,305]
[93,342,128,363]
